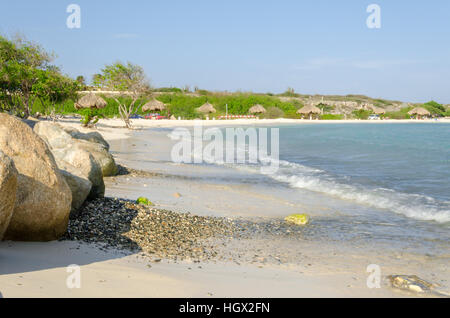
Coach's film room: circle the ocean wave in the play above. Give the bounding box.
[166,130,450,223]
[262,161,450,223]
[240,158,449,224]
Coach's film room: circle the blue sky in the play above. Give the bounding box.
[1,0,449,103]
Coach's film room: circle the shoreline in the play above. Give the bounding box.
[1,119,449,298]
[0,240,413,298]
[58,117,450,135]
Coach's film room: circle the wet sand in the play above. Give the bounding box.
[1,119,449,298]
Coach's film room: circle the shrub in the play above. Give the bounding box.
[385,106,414,119]
[136,197,154,206]
[352,109,371,119]
[78,108,104,127]
[155,87,183,93]
[423,101,445,117]
[320,114,344,120]
[264,107,284,119]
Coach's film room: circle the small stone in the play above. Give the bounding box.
[388,275,434,293]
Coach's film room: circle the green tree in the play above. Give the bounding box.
[264,106,284,119]
[33,70,80,116]
[316,103,334,113]
[423,101,445,117]
[352,109,371,120]
[94,61,151,128]
[0,35,69,117]
[76,75,87,89]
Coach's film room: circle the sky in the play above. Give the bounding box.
[1,0,449,103]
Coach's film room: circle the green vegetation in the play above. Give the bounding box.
[445,108,450,117]
[155,87,183,93]
[0,35,80,117]
[352,109,372,120]
[316,103,334,113]
[136,197,154,206]
[422,101,446,117]
[156,93,301,119]
[385,107,413,119]
[93,61,151,128]
[264,106,285,119]
[79,108,104,127]
[1,34,448,122]
[320,114,344,120]
[196,89,210,96]
[279,87,299,97]
[285,214,309,226]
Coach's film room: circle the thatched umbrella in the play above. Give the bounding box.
[372,106,386,115]
[74,93,107,110]
[297,105,321,120]
[196,102,216,114]
[408,107,430,119]
[249,104,266,115]
[142,99,166,112]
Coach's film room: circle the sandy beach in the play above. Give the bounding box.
[56,117,450,133]
[0,118,449,298]
[2,0,450,302]
[3,238,448,298]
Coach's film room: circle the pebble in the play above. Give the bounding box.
[62,197,236,262]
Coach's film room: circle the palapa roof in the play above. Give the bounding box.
[408,107,430,116]
[142,99,166,112]
[249,104,266,114]
[196,102,216,113]
[75,93,107,110]
[297,105,321,115]
[372,106,386,115]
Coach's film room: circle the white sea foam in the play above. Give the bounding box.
[259,160,450,223]
[167,127,450,223]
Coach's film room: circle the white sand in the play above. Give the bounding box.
[58,117,450,141]
[0,241,422,298]
[1,118,448,298]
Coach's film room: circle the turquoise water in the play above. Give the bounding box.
[111,123,450,255]
[226,123,450,254]
[273,123,450,224]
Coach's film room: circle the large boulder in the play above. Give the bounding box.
[76,140,118,177]
[0,151,18,240]
[34,122,117,177]
[60,168,92,213]
[55,147,104,200]
[0,114,72,241]
[33,122,105,199]
[62,126,110,151]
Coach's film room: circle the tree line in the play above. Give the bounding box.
[1,34,448,126]
[0,34,151,128]
[0,35,79,117]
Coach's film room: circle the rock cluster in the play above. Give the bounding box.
[0,151,18,240]
[0,114,72,241]
[0,114,118,241]
[33,122,110,209]
[63,197,236,261]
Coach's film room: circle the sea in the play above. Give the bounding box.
[109,122,450,256]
